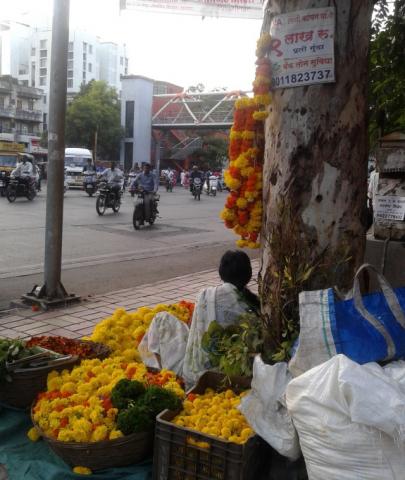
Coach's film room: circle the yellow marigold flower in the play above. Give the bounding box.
[252,111,269,121]
[109,430,124,440]
[91,425,108,442]
[236,198,248,209]
[73,466,92,475]
[27,427,41,442]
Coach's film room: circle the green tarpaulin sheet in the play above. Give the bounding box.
[0,406,152,480]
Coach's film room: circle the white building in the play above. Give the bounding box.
[0,21,129,130]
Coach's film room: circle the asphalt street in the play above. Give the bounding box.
[0,183,258,307]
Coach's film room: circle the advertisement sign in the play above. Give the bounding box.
[269,7,335,89]
[120,0,264,19]
[0,141,25,153]
[375,195,405,222]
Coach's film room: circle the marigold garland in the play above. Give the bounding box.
[221,34,273,248]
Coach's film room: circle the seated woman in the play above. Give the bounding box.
[138,250,258,385]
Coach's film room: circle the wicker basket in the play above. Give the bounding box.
[32,412,154,471]
[0,356,79,409]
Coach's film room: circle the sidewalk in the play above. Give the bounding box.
[0,261,259,340]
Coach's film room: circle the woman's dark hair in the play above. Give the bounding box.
[219,250,252,290]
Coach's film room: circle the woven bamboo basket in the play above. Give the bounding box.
[0,340,110,409]
[0,355,79,409]
[32,411,154,471]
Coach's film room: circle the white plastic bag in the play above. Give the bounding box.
[239,355,301,460]
[286,355,405,480]
[138,312,189,375]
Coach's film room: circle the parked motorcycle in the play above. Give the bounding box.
[96,181,121,215]
[192,177,202,201]
[83,173,97,197]
[132,187,160,230]
[6,177,36,203]
[203,176,218,197]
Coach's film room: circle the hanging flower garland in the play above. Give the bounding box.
[221,33,273,249]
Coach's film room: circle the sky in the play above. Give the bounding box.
[1,0,263,91]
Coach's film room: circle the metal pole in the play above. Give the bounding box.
[155,134,161,174]
[43,0,70,298]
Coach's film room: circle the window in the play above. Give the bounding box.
[17,99,22,110]
[0,97,4,108]
[120,56,123,65]
[83,53,87,61]
[83,61,86,70]
[31,47,36,56]
[88,62,92,72]
[68,41,73,51]
[124,142,133,172]
[125,58,128,66]
[40,58,47,67]
[83,71,86,81]
[125,100,134,137]
[21,80,29,86]
[125,68,128,75]
[83,42,87,52]
[43,95,47,104]
[28,124,33,134]
[68,52,74,60]
[67,79,73,88]
[40,68,47,76]
[28,99,34,110]
[40,39,47,49]
[67,70,73,78]
[68,60,73,69]
[89,44,93,54]
[40,49,47,58]
[31,79,35,87]
[40,76,46,86]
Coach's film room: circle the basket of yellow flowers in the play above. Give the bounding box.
[152,371,272,480]
[30,357,185,471]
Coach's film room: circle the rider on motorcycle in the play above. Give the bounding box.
[11,154,35,189]
[100,162,123,199]
[135,163,158,222]
[190,165,203,193]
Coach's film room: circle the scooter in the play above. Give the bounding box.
[83,173,97,197]
[133,187,160,229]
[203,176,218,197]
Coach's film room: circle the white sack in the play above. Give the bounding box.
[239,355,301,460]
[286,354,405,480]
[138,312,189,375]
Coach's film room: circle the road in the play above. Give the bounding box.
[0,184,257,307]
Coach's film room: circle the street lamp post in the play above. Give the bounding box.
[23,0,79,307]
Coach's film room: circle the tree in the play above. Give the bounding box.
[259,1,374,357]
[191,135,228,170]
[369,1,405,146]
[65,81,123,161]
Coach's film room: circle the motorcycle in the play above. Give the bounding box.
[0,171,9,197]
[83,173,97,197]
[191,177,202,201]
[132,187,160,230]
[96,181,121,215]
[203,176,218,197]
[6,176,36,202]
[165,177,174,192]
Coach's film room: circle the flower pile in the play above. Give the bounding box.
[88,302,194,361]
[32,357,184,443]
[221,33,273,248]
[172,389,254,445]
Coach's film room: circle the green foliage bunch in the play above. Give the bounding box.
[66,81,123,160]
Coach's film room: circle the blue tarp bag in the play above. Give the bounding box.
[289,264,405,376]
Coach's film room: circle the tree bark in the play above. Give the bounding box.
[260,1,373,349]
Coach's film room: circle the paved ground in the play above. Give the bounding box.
[0,261,259,340]
[0,183,257,306]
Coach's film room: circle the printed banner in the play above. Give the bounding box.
[120,0,264,19]
[269,7,335,89]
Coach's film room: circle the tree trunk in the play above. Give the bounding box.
[260,1,373,352]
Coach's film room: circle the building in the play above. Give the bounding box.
[0,74,44,155]
[0,21,128,130]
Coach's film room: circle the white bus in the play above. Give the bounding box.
[65,148,94,188]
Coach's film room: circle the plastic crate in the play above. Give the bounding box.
[152,372,272,480]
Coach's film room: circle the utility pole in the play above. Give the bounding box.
[24,0,78,306]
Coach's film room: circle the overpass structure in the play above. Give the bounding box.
[152,90,251,130]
